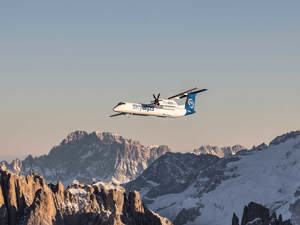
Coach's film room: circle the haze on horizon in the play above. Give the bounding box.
[0,1,300,159]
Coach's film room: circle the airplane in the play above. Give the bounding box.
[110,87,207,118]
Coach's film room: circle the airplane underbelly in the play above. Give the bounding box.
[132,108,185,118]
[119,104,186,118]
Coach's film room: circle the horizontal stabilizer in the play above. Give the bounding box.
[179,88,208,99]
[168,88,198,99]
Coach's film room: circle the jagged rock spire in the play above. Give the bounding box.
[0,169,172,225]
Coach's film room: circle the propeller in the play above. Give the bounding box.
[152,93,161,105]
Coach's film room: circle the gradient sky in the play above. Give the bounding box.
[1,1,300,159]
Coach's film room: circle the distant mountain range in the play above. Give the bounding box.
[0,131,170,184]
[126,131,300,225]
[0,130,247,185]
[193,144,246,158]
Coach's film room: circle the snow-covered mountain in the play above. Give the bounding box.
[193,145,246,158]
[126,131,300,225]
[5,131,170,184]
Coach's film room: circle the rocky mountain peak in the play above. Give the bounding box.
[14,131,170,184]
[61,130,136,146]
[61,130,89,145]
[269,131,300,146]
[95,131,126,144]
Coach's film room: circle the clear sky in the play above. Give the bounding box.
[1,1,300,159]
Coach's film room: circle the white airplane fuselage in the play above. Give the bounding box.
[111,88,207,118]
[113,99,188,118]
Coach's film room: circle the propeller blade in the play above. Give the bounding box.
[151,93,161,105]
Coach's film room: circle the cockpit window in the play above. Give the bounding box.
[117,102,126,106]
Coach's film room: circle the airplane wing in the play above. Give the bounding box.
[110,113,126,117]
[168,88,198,99]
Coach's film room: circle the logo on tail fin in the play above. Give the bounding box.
[185,93,197,115]
[188,98,195,109]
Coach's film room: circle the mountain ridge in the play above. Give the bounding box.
[1,130,170,184]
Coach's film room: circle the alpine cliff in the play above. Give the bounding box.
[0,169,172,225]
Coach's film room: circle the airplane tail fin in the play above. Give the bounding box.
[185,89,207,115]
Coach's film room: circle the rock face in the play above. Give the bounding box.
[125,152,221,203]
[4,131,170,184]
[0,169,172,225]
[127,131,300,225]
[232,202,292,225]
[193,145,246,158]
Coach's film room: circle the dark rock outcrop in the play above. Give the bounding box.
[241,202,270,225]
[232,213,239,225]
[0,169,172,225]
[232,202,292,225]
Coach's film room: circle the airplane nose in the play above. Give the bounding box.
[113,105,122,112]
[113,102,126,112]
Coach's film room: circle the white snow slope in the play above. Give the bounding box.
[146,133,300,225]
